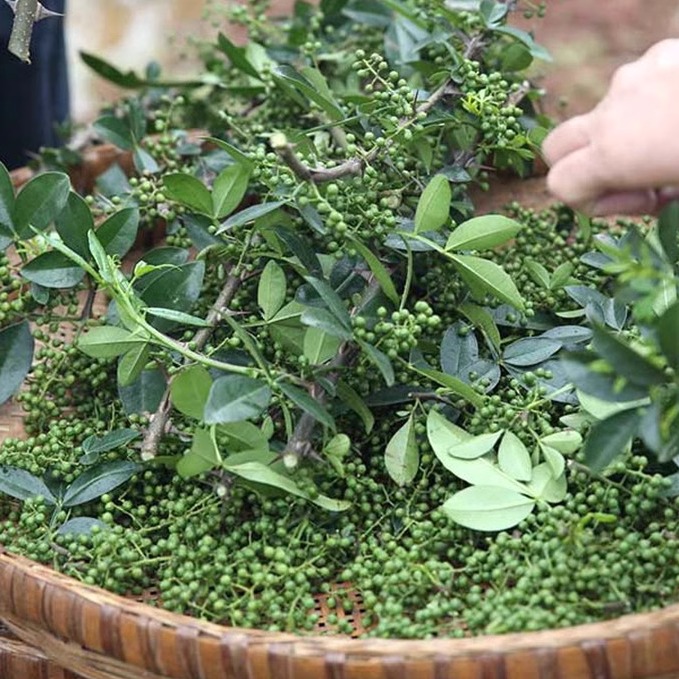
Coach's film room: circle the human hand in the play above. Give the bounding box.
[542,40,679,216]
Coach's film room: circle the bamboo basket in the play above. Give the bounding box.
[5,158,679,679]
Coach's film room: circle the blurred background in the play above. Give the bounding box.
[65,0,679,122]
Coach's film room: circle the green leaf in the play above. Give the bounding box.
[540,444,565,478]
[204,375,272,424]
[14,172,71,237]
[524,259,550,289]
[118,368,166,415]
[551,262,575,289]
[170,366,213,420]
[0,321,34,405]
[358,340,395,386]
[272,65,344,121]
[348,237,400,304]
[57,517,108,536]
[582,408,643,472]
[449,253,525,310]
[442,486,535,531]
[223,461,350,511]
[426,409,471,449]
[303,327,341,365]
[414,174,451,234]
[78,327,145,359]
[274,227,323,277]
[539,430,582,455]
[303,276,351,329]
[82,429,140,455]
[212,163,251,219]
[145,307,210,327]
[63,461,141,507]
[218,201,285,233]
[280,382,336,430]
[162,173,213,215]
[0,161,15,237]
[117,343,150,387]
[336,381,374,434]
[203,137,254,168]
[457,302,501,353]
[445,214,522,251]
[503,337,561,367]
[21,251,86,289]
[92,115,134,150]
[436,431,502,460]
[300,307,353,340]
[55,192,94,259]
[492,24,552,61]
[218,421,270,453]
[527,463,567,503]
[258,260,287,321]
[411,366,485,409]
[497,430,532,481]
[97,208,139,258]
[434,454,530,494]
[591,326,666,387]
[385,415,419,486]
[658,301,679,371]
[217,33,263,79]
[657,200,679,262]
[0,467,56,504]
[177,427,221,478]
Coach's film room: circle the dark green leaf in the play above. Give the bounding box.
[55,192,94,258]
[273,65,344,121]
[177,427,221,478]
[57,517,108,536]
[170,366,213,420]
[0,321,34,405]
[0,161,15,238]
[0,467,56,504]
[97,208,139,258]
[223,461,350,511]
[304,276,351,329]
[280,382,336,430]
[21,251,86,289]
[63,461,141,507]
[274,227,323,276]
[14,172,71,237]
[582,408,643,472]
[657,200,679,262]
[78,326,145,359]
[117,343,150,387]
[336,380,374,433]
[218,201,285,232]
[359,340,395,386]
[300,307,353,340]
[92,115,134,150]
[258,260,287,321]
[204,375,272,424]
[82,429,140,455]
[118,368,167,415]
[414,174,451,234]
[411,366,486,408]
[162,173,212,215]
[348,237,400,304]
[503,337,562,367]
[133,145,159,174]
[212,164,251,219]
[145,307,210,327]
[591,326,666,386]
[217,33,263,79]
[658,301,679,371]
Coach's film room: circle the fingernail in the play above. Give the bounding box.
[591,190,657,217]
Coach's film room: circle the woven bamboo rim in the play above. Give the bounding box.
[1,548,679,679]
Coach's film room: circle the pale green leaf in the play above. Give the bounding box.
[442,486,535,531]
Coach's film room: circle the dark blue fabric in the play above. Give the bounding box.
[0,0,69,169]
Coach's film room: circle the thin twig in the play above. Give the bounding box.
[140,271,243,460]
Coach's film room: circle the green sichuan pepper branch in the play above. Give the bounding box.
[6,0,63,63]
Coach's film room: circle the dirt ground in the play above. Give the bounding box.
[518,0,679,118]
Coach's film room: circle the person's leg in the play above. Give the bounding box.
[0,0,69,170]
